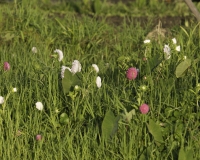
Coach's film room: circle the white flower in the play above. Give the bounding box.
[74,85,80,91]
[144,39,150,44]
[54,49,63,62]
[12,88,17,92]
[96,76,102,88]
[71,60,81,74]
[32,47,37,53]
[183,56,187,60]
[164,44,171,60]
[61,66,71,78]
[172,38,177,44]
[0,96,4,104]
[35,102,43,111]
[92,64,99,73]
[176,45,180,52]
[55,108,60,113]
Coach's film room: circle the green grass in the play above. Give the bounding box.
[0,0,200,159]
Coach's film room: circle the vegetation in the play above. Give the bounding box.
[0,0,200,159]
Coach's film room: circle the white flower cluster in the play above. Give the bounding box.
[0,96,4,104]
[164,44,171,60]
[172,38,180,52]
[36,102,43,111]
[91,64,101,88]
[54,49,64,62]
[163,38,181,60]
[61,60,81,78]
[96,76,101,88]
[32,47,37,53]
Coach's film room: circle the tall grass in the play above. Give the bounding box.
[0,0,200,159]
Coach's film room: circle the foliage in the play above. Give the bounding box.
[0,0,200,159]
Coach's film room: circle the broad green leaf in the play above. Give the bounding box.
[60,113,69,125]
[175,59,191,78]
[110,115,120,137]
[62,69,73,94]
[72,72,82,87]
[93,0,102,14]
[150,54,162,72]
[102,110,120,140]
[139,154,146,160]
[147,119,164,143]
[178,147,186,160]
[62,70,82,94]
[185,147,194,160]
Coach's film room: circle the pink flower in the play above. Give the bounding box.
[36,134,42,141]
[4,62,10,71]
[126,67,138,80]
[139,104,150,114]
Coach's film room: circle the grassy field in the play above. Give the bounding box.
[0,0,200,159]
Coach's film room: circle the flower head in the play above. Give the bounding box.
[54,49,63,62]
[35,102,43,111]
[96,76,102,88]
[144,39,150,44]
[126,67,138,80]
[140,85,147,91]
[139,103,149,114]
[74,85,80,91]
[176,45,180,52]
[71,60,81,74]
[172,38,177,44]
[36,134,42,141]
[92,64,99,73]
[164,44,171,60]
[12,88,17,92]
[0,96,4,104]
[61,66,71,78]
[4,62,10,71]
[32,47,37,53]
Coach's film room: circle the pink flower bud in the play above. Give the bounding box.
[126,67,138,80]
[4,62,10,71]
[139,103,150,114]
[36,134,42,141]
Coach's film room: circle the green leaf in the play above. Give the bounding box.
[59,113,69,125]
[123,109,135,122]
[150,54,162,72]
[62,70,81,95]
[62,69,73,94]
[147,119,164,143]
[175,59,191,78]
[93,0,102,14]
[178,147,186,160]
[185,147,194,160]
[72,72,82,87]
[102,110,120,140]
